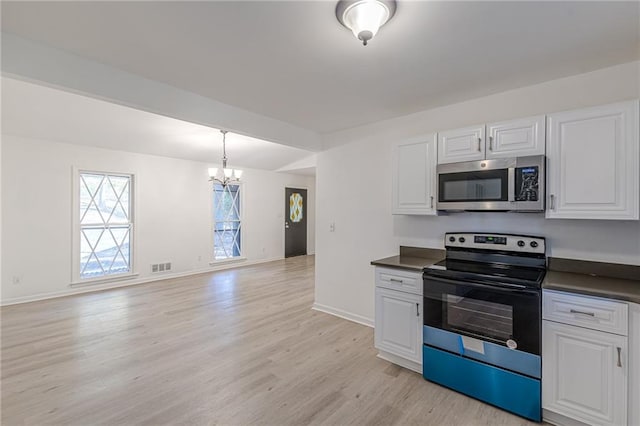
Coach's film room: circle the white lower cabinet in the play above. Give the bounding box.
[374,268,423,373]
[543,290,629,426]
[543,321,627,426]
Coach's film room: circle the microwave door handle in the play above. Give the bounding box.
[508,167,515,202]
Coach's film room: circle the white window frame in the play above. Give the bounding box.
[71,167,138,286]
[210,181,245,264]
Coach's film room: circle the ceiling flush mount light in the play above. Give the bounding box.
[336,0,397,46]
[208,130,243,186]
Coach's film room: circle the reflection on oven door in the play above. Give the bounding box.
[446,294,514,344]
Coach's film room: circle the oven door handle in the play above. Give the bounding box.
[423,274,537,294]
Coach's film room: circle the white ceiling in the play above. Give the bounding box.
[1,77,315,171]
[2,1,638,134]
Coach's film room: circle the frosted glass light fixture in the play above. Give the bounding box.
[208,130,242,186]
[336,0,397,46]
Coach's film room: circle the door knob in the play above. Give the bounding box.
[285,222,290,229]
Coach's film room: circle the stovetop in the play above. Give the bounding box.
[424,232,547,288]
[425,259,546,288]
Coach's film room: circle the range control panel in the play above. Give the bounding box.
[444,232,545,254]
[474,235,507,245]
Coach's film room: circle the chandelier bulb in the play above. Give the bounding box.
[359,30,373,46]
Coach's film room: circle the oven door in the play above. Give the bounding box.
[423,275,540,356]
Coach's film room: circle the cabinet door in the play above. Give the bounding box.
[486,115,545,159]
[392,134,437,215]
[546,100,639,220]
[375,287,422,364]
[437,125,485,164]
[543,320,627,426]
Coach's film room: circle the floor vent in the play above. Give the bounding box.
[151,262,172,273]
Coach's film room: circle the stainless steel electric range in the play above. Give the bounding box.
[422,232,546,422]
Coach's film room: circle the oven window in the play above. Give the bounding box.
[438,169,508,202]
[443,178,502,200]
[446,295,513,343]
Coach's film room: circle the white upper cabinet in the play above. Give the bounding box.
[437,125,485,164]
[486,115,546,159]
[546,100,639,220]
[438,117,545,164]
[392,134,437,215]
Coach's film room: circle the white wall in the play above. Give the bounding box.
[315,61,640,325]
[1,135,315,304]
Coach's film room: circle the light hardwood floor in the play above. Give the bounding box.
[2,256,538,425]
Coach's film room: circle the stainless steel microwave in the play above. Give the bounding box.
[436,155,545,212]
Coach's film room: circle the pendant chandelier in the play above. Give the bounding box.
[208,130,243,186]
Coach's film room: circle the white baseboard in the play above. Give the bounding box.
[312,302,374,328]
[1,256,284,306]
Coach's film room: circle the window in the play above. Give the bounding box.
[78,171,133,280]
[213,183,241,260]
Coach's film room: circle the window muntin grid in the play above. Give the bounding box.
[213,183,241,260]
[79,172,132,278]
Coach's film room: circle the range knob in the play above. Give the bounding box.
[517,240,525,247]
[530,241,539,248]
[459,237,466,243]
[449,236,456,243]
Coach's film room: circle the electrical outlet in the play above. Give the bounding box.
[329,222,336,232]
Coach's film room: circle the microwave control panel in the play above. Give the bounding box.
[515,166,539,202]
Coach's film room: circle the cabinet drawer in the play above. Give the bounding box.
[375,267,423,295]
[543,290,628,336]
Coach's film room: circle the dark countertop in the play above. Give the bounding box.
[371,249,640,305]
[543,271,640,305]
[370,255,442,272]
[371,246,445,272]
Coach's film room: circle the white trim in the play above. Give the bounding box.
[1,256,284,306]
[71,167,137,283]
[70,272,139,287]
[209,257,247,266]
[312,302,374,328]
[211,181,244,262]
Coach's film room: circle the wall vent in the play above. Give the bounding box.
[151,262,172,273]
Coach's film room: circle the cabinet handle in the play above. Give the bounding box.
[389,278,403,284]
[477,138,482,152]
[550,194,555,210]
[430,196,434,209]
[416,303,420,317]
[569,309,595,317]
[617,347,622,367]
[489,136,493,151]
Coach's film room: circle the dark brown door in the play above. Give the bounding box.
[285,188,307,258]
